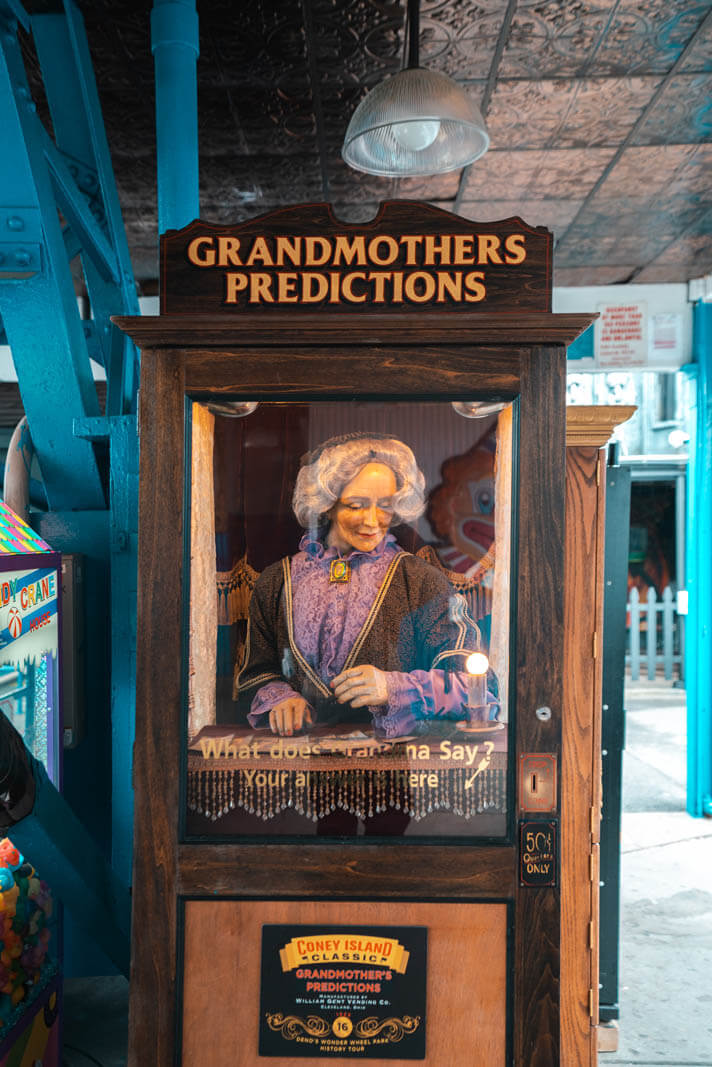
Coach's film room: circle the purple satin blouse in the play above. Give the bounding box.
[248,533,474,737]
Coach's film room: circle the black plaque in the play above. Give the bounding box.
[259,924,427,1059]
[519,819,558,887]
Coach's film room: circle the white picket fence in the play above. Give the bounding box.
[627,585,682,681]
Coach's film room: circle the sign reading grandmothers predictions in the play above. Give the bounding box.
[259,925,427,1059]
[161,201,552,314]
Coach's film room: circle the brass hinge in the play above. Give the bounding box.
[590,805,599,835]
[589,920,595,950]
[593,631,598,659]
[596,459,601,486]
[589,989,595,1019]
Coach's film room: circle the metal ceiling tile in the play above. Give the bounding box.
[498,1,613,79]
[634,263,703,281]
[553,264,641,284]
[485,79,576,149]
[590,144,700,197]
[461,149,549,198]
[666,144,712,195]
[654,225,712,263]
[458,197,583,235]
[415,3,512,82]
[553,75,663,146]
[587,0,711,75]
[530,147,618,197]
[679,14,712,71]
[398,172,464,198]
[631,72,712,143]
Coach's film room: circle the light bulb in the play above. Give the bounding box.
[206,401,258,418]
[392,119,440,152]
[465,652,489,676]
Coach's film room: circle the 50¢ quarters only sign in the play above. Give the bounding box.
[259,925,427,1059]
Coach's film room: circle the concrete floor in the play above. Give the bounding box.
[60,680,712,1066]
[602,680,712,1067]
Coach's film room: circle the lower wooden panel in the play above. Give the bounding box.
[181,899,508,1066]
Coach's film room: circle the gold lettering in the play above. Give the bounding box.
[217,236,243,266]
[249,273,274,303]
[333,235,367,266]
[187,236,216,266]
[464,270,486,301]
[328,271,340,304]
[342,272,367,302]
[369,271,391,303]
[275,236,302,266]
[368,235,399,266]
[424,235,452,266]
[302,272,329,302]
[404,271,436,303]
[504,233,526,264]
[245,236,274,267]
[225,272,248,303]
[305,236,332,266]
[477,234,503,264]
[392,271,403,302]
[277,272,299,302]
[400,235,423,265]
[437,271,462,302]
[453,235,475,265]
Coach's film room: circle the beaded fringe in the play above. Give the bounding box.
[187,767,506,823]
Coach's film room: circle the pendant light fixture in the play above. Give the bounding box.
[342,0,489,177]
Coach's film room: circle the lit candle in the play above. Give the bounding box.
[465,652,489,721]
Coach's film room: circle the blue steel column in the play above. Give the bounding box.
[686,302,712,817]
[151,0,200,234]
[0,3,105,509]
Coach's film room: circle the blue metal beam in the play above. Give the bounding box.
[151,0,200,234]
[32,1,140,416]
[0,7,105,509]
[74,415,138,884]
[686,302,712,817]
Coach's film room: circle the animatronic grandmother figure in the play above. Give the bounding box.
[236,432,497,736]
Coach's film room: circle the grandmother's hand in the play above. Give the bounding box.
[269,697,314,736]
[331,665,389,708]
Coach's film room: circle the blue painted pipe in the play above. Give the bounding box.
[151,0,199,234]
[687,302,712,818]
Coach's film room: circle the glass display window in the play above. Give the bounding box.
[184,400,516,839]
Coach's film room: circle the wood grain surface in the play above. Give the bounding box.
[159,201,552,315]
[181,899,508,1066]
[176,843,515,898]
[129,350,186,1064]
[113,311,595,349]
[514,345,567,1066]
[126,324,591,1066]
[561,445,606,1067]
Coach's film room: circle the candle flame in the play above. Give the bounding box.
[465,652,489,676]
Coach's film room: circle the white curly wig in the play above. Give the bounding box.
[293,432,426,531]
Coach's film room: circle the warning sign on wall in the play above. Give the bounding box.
[595,302,647,368]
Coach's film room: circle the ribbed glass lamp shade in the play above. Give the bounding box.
[342,67,489,177]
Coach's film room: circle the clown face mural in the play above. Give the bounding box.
[427,431,496,578]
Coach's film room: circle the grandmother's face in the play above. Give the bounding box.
[328,462,397,554]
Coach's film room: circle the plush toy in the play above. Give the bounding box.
[0,838,54,1027]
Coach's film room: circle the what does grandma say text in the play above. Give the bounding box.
[185,231,528,307]
[198,736,495,791]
